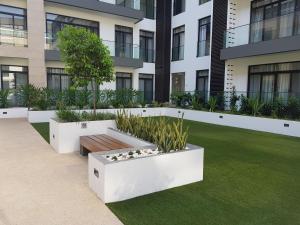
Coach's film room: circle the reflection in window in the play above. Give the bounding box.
[116,72,132,90]
[172,72,185,93]
[197,17,211,57]
[172,25,185,61]
[1,65,28,90]
[47,68,72,91]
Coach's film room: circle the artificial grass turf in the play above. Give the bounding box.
[31,123,50,143]
[107,119,300,225]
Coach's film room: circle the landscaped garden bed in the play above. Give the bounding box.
[50,110,116,154]
[89,113,204,203]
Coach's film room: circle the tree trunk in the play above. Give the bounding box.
[91,79,97,116]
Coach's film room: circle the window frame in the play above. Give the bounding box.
[197,16,211,57]
[0,65,28,90]
[172,25,185,61]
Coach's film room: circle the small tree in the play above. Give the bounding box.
[58,26,114,114]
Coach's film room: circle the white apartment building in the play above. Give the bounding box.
[221,0,300,102]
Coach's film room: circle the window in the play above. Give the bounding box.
[1,65,28,90]
[248,61,300,102]
[0,4,27,46]
[172,73,185,93]
[199,0,211,5]
[140,30,155,63]
[141,0,155,19]
[197,17,211,57]
[250,0,300,43]
[115,25,133,58]
[46,13,99,49]
[139,74,154,103]
[116,72,132,90]
[47,68,72,91]
[173,0,185,15]
[196,70,209,93]
[116,0,135,9]
[172,26,185,61]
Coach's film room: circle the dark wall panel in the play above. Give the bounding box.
[155,0,172,102]
[210,0,228,93]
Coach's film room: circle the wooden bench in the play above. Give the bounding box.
[80,134,133,156]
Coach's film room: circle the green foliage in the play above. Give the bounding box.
[58,26,114,113]
[248,98,264,117]
[286,97,300,120]
[259,102,273,116]
[208,96,217,112]
[56,109,116,122]
[0,89,10,108]
[230,87,240,113]
[116,111,189,153]
[273,98,287,119]
[16,84,39,108]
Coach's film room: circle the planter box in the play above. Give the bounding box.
[28,110,56,123]
[167,108,300,138]
[50,119,116,154]
[0,108,28,119]
[89,130,204,203]
[28,108,167,123]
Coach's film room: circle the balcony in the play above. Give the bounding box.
[116,0,156,19]
[221,11,300,60]
[44,0,144,22]
[0,27,28,47]
[45,34,143,68]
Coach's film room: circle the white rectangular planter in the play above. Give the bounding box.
[50,119,116,154]
[89,131,204,203]
[0,108,28,119]
[167,108,300,138]
[28,110,56,123]
[28,108,167,123]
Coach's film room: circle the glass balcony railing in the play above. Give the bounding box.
[224,11,300,48]
[45,33,140,59]
[0,27,28,47]
[115,0,156,19]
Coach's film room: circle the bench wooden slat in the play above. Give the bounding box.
[80,134,133,154]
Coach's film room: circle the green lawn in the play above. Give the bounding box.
[30,119,300,225]
[108,119,300,225]
[31,123,50,143]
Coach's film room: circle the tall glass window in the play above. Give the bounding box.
[173,0,185,16]
[46,13,99,49]
[172,73,185,93]
[141,0,155,19]
[250,0,300,43]
[139,74,154,103]
[116,72,132,90]
[115,25,133,58]
[172,25,185,61]
[248,61,300,102]
[47,68,72,91]
[196,70,209,93]
[1,65,28,90]
[140,30,154,63]
[197,17,211,57]
[0,4,27,46]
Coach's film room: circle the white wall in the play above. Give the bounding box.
[170,1,212,92]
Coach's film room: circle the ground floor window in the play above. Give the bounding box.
[172,72,185,93]
[248,61,300,102]
[47,68,71,91]
[139,74,153,103]
[0,65,28,90]
[116,72,132,90]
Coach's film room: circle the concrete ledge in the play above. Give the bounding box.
[221,35,300,60]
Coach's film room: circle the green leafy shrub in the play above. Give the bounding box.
[286,97,300,120]
[248,98,264,117]
[171,92,193,108]
[16,84,39,108]
[273,98,287,119]
[56,109,115,122]
[259,102,273,117]
[208,96,217,112]
[230,88,240,113]
[239,95,251,115]
[0,89,10,108]
[116,110,189,153]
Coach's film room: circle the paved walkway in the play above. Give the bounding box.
[0,119,123,225]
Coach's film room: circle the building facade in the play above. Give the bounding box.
[221,0,300,103]
[0,0,156,103]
